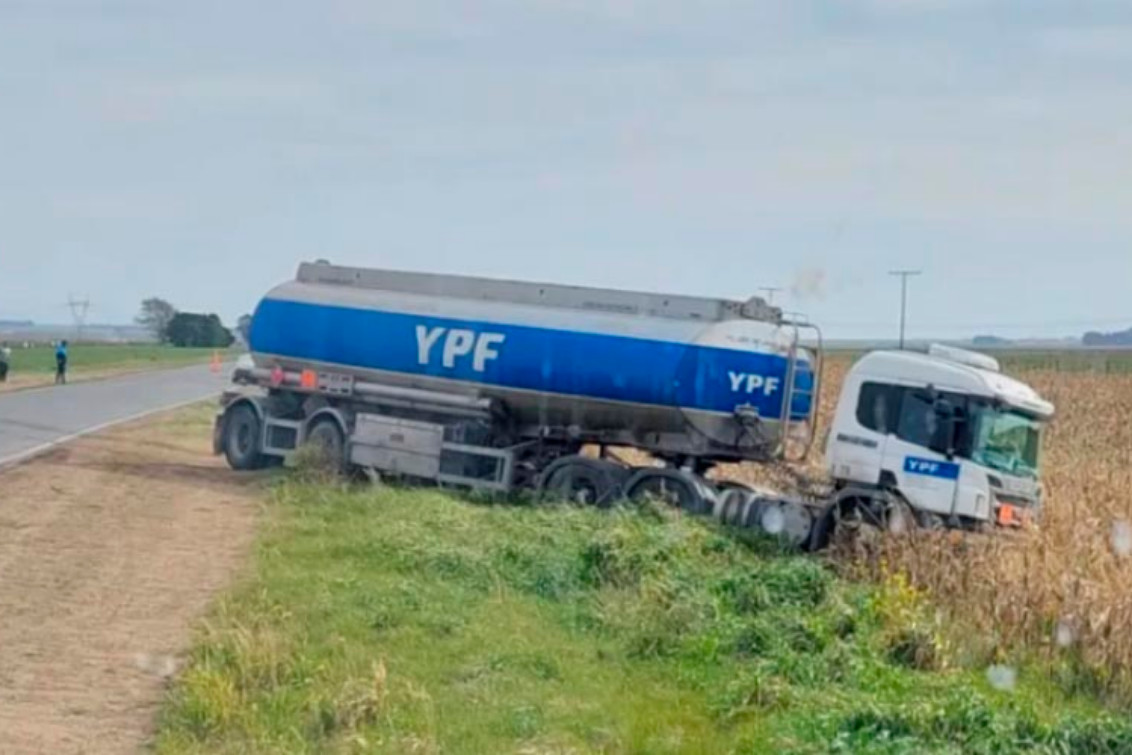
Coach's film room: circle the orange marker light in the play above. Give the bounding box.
[300,369,317,390]
[996,503,1018,527]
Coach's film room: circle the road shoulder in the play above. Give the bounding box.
[0,404,262,754]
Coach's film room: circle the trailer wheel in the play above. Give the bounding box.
[223,404,265,471]
[538,457,625,507]
[625,469,713,516]
[303,417,348,475]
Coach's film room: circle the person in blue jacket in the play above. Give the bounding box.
[55,340,68,385]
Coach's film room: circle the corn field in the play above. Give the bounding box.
[814,357,1132,702]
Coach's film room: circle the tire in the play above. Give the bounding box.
[717,487,748,525]
[538,457,626,507]
[303,417,348,475]
[915,510,946,531]
[625,469,713,515]
[741,496,769,529]
[806,505,836,552]
[884,498,916,535]
[714,480,764,525]
[223,403,265,471]
[827,492,915,548]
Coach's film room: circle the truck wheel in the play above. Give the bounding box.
[625,469,713,516]
[223,404,265,471]
[884,499,916,535]
[538,457,625,507]
[806,506,836,552]
[826,493,915,549]
[304,417,348,475]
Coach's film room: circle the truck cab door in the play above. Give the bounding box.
[881,390,959,518]
[826,380,896,487]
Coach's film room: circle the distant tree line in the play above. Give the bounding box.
[136,298,239,348]
[1083,328,1132,347]
[971,329,1132,348]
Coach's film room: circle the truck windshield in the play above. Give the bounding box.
[967,403,1041,478]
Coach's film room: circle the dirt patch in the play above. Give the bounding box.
[0,405,262,754]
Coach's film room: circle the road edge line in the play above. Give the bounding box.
[0,392,220,471]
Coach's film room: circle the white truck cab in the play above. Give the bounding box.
[825,344,1054,529]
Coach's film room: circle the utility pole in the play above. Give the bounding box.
[758,287,782,305]
[888,270,921,349]
[66,295,91,342]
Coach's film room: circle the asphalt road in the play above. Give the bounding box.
[0,363,231,467]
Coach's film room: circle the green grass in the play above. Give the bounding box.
[156,484,1132,754]
[1,343,218,377]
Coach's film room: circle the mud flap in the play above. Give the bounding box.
[211,411,226,456]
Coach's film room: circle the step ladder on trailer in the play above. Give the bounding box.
[777,318,824,463]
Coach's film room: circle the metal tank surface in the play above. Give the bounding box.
[247,262,819,463]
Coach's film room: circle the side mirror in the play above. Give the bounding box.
[913,386,939,404]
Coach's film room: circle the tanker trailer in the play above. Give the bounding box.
[215,261,820,515]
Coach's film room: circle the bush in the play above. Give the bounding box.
[166,312,234,348]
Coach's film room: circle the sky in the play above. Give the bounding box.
[1,0,1130,340]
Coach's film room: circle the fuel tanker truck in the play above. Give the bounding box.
[215,261,1054,549]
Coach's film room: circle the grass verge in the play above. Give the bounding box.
[156,483,1132,754]
[6,343,218,374]
[0,344,221,390]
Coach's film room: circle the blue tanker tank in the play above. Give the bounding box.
[247,262,818,462]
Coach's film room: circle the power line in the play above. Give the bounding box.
[888,270,921,349]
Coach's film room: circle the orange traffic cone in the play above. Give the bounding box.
[210,350,222,374]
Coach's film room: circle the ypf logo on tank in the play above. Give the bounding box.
[416,325,506,373]
[727,371,781,397]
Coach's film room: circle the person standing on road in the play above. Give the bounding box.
[0,342,10,383]
[55,340,68,385]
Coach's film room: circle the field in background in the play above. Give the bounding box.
[158,350,1132,753]
[994,350,1132,373]
[826,347,1132,374]
[0,343,221,391]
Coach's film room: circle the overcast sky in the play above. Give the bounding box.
[1,0,1130,339]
